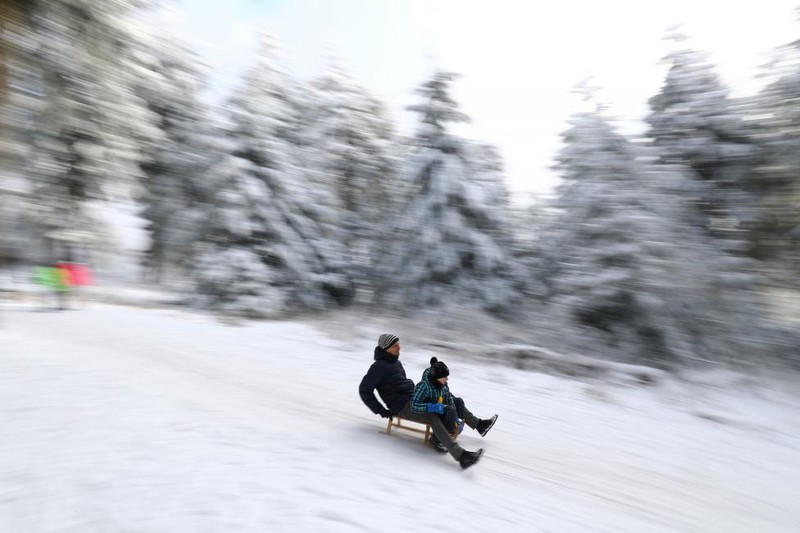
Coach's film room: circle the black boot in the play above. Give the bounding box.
[476,414,498,437]
[459,448,484,469]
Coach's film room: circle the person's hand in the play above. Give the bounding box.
[426,403,445,414]
[379,408,392,419]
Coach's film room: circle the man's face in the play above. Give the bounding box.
[386,342,401,356]
[436,376,448,386]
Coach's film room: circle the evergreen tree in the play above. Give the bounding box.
[646,30,759,255]
[374,71,519,314]
[746,37,800,267]
[0,1,39,264]
[22,0,160,258]
[192,34,353,317]
[546,108,790,367]
[300,55,398,297]
[135,29,217,283]
[191,152,289,318]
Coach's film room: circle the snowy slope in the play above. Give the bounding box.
[1,302,799,532]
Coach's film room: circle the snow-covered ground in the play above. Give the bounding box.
[1,299,799,532]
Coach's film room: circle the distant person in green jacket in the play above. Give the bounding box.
[34,264,71,310]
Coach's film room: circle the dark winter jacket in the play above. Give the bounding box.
[359,347,415,415]
[410,367,455,413]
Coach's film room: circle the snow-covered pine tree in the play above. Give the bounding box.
[545,107,792,367]
[134,26,217,283]
[299,54,398,301]
[643,31,788,355]
[646,30,759,256]
[192,33,353,318]
[547,111,672,365]
[22,0,160,259]
[0,0,39,265]
[745,38,800,268]
[191,151,289,318]
[373,71,519,315]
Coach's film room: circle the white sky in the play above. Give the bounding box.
[171,0,799,204]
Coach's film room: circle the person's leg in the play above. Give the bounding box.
[454,397,498,436]
[397,402,464,460]
[427,414,464,460]
[453,397,480,429]
[442,404,459,433]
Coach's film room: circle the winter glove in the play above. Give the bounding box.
[378,408,392,419]
[426,403,446,415]
[456,418,465,434]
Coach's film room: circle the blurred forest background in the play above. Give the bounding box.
[1,0,799,371]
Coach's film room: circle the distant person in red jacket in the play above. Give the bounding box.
[58,262,94,308]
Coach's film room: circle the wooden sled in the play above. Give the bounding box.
[385,417,459,444]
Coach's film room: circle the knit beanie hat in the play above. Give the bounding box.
[428,357,449,381]
[378,333,399,350]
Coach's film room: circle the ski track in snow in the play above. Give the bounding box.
[1,303,799,532]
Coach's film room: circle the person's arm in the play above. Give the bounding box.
[358,363,387,415]
[444,387,456,408]
[410,381,434,413]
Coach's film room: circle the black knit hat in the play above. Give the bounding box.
[428,357,449,381]
[378,333,399,350]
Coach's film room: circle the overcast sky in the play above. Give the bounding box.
[170,0,799,204]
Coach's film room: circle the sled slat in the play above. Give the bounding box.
[385,417,457,444]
